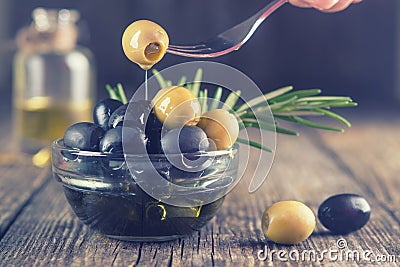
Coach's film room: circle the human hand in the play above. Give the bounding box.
[289,0,362,12]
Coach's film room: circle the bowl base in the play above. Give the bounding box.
[105,234,186,242]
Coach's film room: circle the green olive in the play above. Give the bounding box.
[151,86,201,129]
[121,20,169,70]
[261,201,316,245]
[197,109,239,150]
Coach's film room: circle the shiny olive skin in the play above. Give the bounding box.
[197,109,239,150]
[108,101,152,130]
[262,201,316,245]
[318,194,371,234]
[63,122,104,151]
[152,86,201,129]
[161,126,209,154]
[108,104,128,129]
[145,110,163,154]
[93,98,123,130]
[121,20,169,70]
[125,100,152,130]
[100,126,147,154]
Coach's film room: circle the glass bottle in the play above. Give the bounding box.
[13,8,95,153]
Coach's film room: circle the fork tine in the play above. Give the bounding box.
[168,44,207,49]
[167,46,212,53]
[166,48,216,58]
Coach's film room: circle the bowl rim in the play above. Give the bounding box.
[52,138,239,158]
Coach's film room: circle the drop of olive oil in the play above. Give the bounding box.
[14,96,92,153]
[145,70,148,100]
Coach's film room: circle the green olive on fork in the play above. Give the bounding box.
[122,20,169,70]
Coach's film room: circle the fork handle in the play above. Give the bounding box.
[238,0,288,48]
[256,0,288,25]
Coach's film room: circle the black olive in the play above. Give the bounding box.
[108,101,152,130]
[161,126,209,154]
[100,126,147,154]
[145,110,163,154]
[318,193,371,234]
[124,127,148,154]
[108,104,128,129]
[125,100,152,130]
[93,98,123,130]
[63,122,104,151]
[100,126,124,154]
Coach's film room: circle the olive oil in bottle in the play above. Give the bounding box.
[14,97,91,151]
[13,8,95,153]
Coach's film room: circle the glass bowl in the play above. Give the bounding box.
[52,139,239,241]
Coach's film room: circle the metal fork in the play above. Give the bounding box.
[167,0,288,58]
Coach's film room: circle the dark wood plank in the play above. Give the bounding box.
[0,116,52,239]
[318,121,400,205]
[0,123,399,266]
[0,162,50,238]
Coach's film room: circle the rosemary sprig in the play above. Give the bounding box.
[175,70,357,151]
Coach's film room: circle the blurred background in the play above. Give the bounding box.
[0,0,398,114]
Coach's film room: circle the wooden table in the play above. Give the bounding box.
[0,112,399,266]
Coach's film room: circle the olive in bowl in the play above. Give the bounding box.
[52,139,239,241]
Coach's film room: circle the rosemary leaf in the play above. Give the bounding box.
[236,86,293,112]
[277,115,344,132]
[263,86,294,100]
[329,102,358,108]
[105,84,119,101]
[191,68,203,97]
[202,88,208,113]
[198,90,204,111]
[242,118,275,127]
[236,137,273,152]
[152,69,167,88]
[240,112,276,125]
[269,89,321,103]
[177,76,187,86]
[244,120,299,136]
[272,111,324,116]
[314,108,351,127]
[209,87,223,110]
[223,90,241,110]
[116,83,128,104]
[303,102,357,109]
[269,96,299,112]
[297,96,352,102]
[235,94,267,112]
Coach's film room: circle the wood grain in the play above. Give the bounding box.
[0,118,52,239]
[0,121,399,266]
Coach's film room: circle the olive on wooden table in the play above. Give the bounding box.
[261,200,316,245]
[318,193,371,234]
